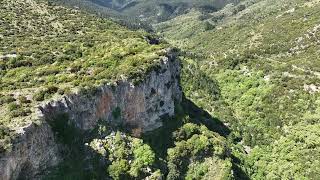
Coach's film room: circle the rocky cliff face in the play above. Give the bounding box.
[0,49,182,180]
[0,123,61,180]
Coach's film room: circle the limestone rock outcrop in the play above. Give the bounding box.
[0,49,182,180]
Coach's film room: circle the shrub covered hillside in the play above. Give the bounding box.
[0,0,167,152]
[87,118,233,180]
[156,0,320,179]
[52,0,153,31]
[113,0,240,24]
[56,0,241,27]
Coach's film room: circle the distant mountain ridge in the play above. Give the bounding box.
[53,0,240,29]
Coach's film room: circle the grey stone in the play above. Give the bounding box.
[0,49,182,180]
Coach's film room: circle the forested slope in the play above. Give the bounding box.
[54,0,240,30]
[1,0,320,179]
[0,0,234,179]
[156,0,320,178]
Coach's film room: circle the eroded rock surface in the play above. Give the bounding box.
[0,49,181,180]
[40,49,181,135]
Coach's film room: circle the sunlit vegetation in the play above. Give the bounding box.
[45,100,234,179]
[167,123,233,180]
[86,104,234,180]
[56,0,240,25]
[246,122,320,179]
[156,0,320,178]
[2,0,320,179]
[0,0,167,151]
[90,131,160,179]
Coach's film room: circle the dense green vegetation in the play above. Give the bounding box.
[52,0,154,31]
[86,102,234,180]
[90,131,160,179]
[246,122,320,179]
[155,0,320,178]
[167,123,233,180]
[2,0,320,179]
[44,100,234,179]
[0,0,167,152]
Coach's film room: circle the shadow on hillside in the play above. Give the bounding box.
[143,95,249,180]
[143,95,230,158]
[182,97,231,136]
[41,114,107,180]
[43,96,248,180]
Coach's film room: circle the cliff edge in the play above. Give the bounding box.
[0,49,181,180]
